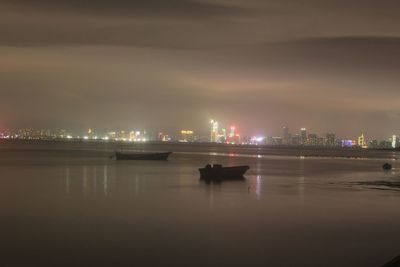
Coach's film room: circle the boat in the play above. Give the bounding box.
[199,164,249,181]
[382,162,392,170]
[113,151,172,161]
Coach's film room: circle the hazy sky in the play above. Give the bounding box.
[1,0,400,138]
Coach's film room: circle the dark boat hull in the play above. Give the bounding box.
[382,163,392,170]
[115,152,172,161]
[199,165,249,181]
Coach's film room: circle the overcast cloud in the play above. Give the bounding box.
[1,0,400,138]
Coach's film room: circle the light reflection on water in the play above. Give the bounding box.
[299,175,305,201]
[65,167,70,196]
[1,149,400,267]
[82,166,87,197]
[246,175,263,200]
[103,165,108,197]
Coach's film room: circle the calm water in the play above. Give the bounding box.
[1,141,400,267]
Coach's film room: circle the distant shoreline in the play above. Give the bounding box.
[0,139,397,160]
[0,138,396,150]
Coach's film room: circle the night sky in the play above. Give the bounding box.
[1,0,400,138]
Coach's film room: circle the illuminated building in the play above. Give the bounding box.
[55,129,67,138]
[249,136,265,145]
[291,134,301,145]
[135,131,141,141]
[87,128,97,139]
[180,130,194,142]
[142,130,148,141]
[342,139,356,147]
[162,134,171,142]
[266,136,283,146]
[380,140,392,149]
[391,135,398,148]
[107,131,116,139]
[326,133,335,146]
[130,131,136,141]
[300,128,307,145]
[282,126,290,145]
[235,134,241,144]
[272,136,282,145]
[126,130,147,142]
[317,137,325,146]
[369,139,378,148]
[157,132,164,141]
[210,120,219,142]
[116,130,127,140]
[229,126,235,138]
[218,128,227,143]
[243,136,251,144]
[358,133,366,148]
[266,136,282,145]
[226,126,240,144]
[308,134,318,146]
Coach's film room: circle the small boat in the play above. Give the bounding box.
[382,162,392,170]
[199,164,249,181]
[113,151,172,161]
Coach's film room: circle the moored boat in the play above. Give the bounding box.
[382,162,392,170]
[199,164,249,181]
[114,151,172,161]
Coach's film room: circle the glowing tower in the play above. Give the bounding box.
[210,120,219,142]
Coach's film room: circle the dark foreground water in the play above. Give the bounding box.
[1,141,400,267]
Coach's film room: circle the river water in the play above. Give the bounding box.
[0,141,399,266]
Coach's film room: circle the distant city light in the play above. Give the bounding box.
[210,120,219,142]
[255,137,264,142]
[392,135,397,149]
[342,140,355,147]
[1,123,398,150]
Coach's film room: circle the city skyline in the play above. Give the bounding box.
[1,117,400,141]
[2,121,400,149]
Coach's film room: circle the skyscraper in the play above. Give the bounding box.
[229,126,236,138]
[308,134,318,146]
[210,120,219,142]
[391,135,398,149]
[220,128,227,143]
[358,133,366,148]
[326,133,335,146]
[180,130,194,142]
[227,126,240,144]
[300,128,307,145]
[282,126,290,145]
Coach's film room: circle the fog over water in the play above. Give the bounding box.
[1,141,400,266]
